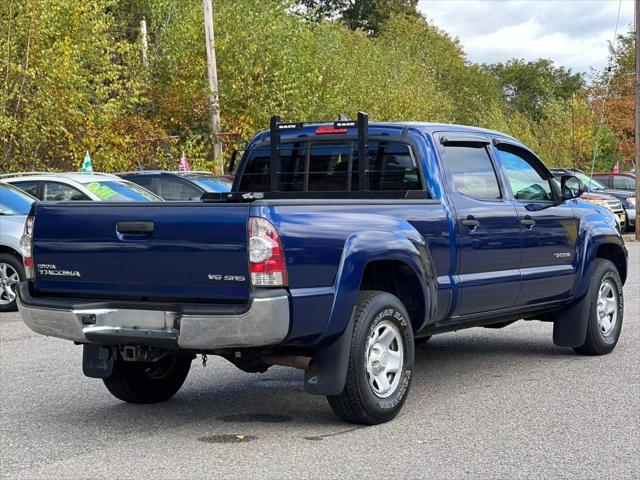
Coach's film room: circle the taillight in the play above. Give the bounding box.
[248,217,287,287]
[20,216,35,279]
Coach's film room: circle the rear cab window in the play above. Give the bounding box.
[238,140,422,193]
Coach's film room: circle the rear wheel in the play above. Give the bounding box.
[0,254,24,312]
[573,259,624,356]
[103,352,192,404]
[328,291,414,425]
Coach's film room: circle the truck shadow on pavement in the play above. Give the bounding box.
[51,327,583,434]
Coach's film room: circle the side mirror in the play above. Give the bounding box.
[561,175,586,200]
[225,150,239,175]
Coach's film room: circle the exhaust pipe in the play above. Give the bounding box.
[262,355,312,370]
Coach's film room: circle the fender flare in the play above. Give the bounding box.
[554,216,627,347]
[304,229,436,395]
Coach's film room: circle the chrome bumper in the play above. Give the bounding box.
[17,285,290,350]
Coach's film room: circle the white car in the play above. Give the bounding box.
[0,182,36,311]
[0,172,162,202]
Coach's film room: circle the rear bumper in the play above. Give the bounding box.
[17,283,290,350]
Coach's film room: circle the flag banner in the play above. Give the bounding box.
[179,153,190,174]
[81,152,93,174]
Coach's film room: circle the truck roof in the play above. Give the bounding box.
[250,121,521,146]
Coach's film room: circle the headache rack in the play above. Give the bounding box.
[270,111,370,192]
[201,111,429,203]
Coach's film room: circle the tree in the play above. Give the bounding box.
[590,28,635,169]
[485,58,583,121]
[342,0,420,36]
[288,0,350,22]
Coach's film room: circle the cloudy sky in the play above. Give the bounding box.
[417,0,634,74]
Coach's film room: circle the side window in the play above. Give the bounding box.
[443,144,501,200]
[130,177,154,191]
[496,146,553,201]
[613,176,630,189]
[366,141,421,191]
[157,178,200,201]
[42,182,87,201]
[595,175,612,187]
[11,181,40,199]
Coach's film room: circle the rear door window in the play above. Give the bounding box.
[42,182,88,201]
[239,140,421,192]
[443,144,501,200]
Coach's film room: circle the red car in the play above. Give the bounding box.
[593,172,636,192]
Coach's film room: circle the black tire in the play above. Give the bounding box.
[573,259,624,356]
[103,352,192,404]
[415,335,432,345]
[327,290,414,425]
[0,253,24,313]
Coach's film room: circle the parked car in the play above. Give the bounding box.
[1,172,163,202]
[593,171,636,191]
[17,115,627,425]
[551,169,635,231]
[118,171,232,201]
[0,183,35,311]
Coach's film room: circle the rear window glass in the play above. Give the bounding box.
[238,141,421,192]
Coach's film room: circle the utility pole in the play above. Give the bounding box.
[203,0,223,170]
[636,0,639,239]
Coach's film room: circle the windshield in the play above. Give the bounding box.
[82,181,162,202]
[189,177,232,192]
[574,172,606,191]
[0,182,35,215]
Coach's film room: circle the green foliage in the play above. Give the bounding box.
[0,0,630,174]
[485,58,584,122]
[342,0,420,36]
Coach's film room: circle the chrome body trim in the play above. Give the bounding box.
[17,291,290,350]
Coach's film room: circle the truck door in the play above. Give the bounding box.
[493,142,578,305]
[438,135,521,316]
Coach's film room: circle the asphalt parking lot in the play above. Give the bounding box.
[1,241,638,479]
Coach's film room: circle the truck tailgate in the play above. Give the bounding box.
[30,203,251,302]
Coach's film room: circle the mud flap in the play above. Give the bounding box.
[82,344,114,378]
[552,294,589,348]
[304,314,355,396]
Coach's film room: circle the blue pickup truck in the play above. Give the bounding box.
[17,113,627,424]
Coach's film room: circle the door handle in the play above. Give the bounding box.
[116,221,155,235]
[520,216,536,229]
[462,216,480,231]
